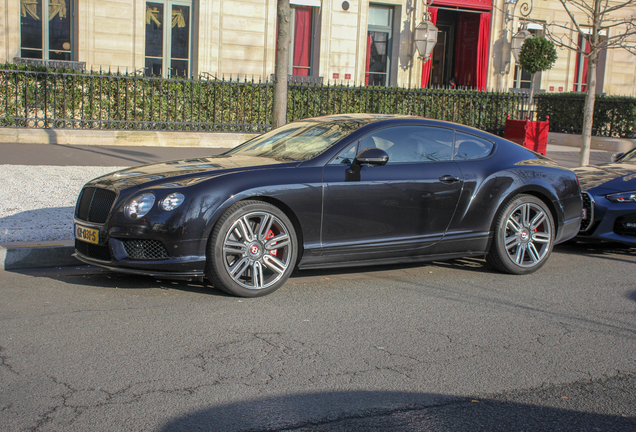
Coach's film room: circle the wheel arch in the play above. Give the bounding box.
[203,195,306,266]
[486,187,561,251]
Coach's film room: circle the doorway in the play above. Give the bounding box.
[432,9,482,88]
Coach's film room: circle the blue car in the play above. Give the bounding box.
[574,147,636,245]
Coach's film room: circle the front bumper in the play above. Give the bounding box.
[74,236,207,281]
[74,251,206,281]
[577,192,636,245]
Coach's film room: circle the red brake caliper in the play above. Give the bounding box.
[265,230,277,256]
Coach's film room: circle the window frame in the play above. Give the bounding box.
[288,6,318,76]
[366,4,395,87]
[573,29,607,94]
[20,0,76,61]
[144,0,193,77]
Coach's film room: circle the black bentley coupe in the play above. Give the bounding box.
[74,114,582,297]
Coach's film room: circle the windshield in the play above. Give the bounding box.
[227,121,361,161]
[619,148,636,163]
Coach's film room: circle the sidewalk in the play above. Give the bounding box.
[0,142,614,271]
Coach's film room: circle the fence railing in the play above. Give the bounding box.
[0,67,530,136]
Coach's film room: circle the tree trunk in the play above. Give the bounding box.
[579,49,598,166]
[273,0,291,129]
[579,1,601,167]
[528,72,535,119]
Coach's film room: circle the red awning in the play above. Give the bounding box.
[432,0,492,11]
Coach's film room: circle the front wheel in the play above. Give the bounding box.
[206,201,298,297]
[487,195,555,275]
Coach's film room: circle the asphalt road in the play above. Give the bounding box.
[1,241,635,431]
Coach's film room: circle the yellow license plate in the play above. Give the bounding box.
[75,225,99,244]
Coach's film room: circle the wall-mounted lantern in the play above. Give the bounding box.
[511,23,532,63]
[413,12,438,60]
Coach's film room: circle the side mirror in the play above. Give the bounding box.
[612,152,624,163]
[354,147,389,166]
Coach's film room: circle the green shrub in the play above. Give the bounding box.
[536,93,636,138]
[0,63,527,135]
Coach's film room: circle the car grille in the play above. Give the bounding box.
[76,187,116,223]
[122,239,169,260]
[580,192,594,232]
[613,214,636,237]
[75,239,112,261]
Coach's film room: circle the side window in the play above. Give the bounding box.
[356,126,454,163]
[454,132,494,161]
[329,143,357,165]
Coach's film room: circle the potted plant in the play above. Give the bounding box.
[505,36,558,155]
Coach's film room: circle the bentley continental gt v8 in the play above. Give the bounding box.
[74,114,582,297]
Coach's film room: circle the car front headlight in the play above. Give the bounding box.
[160,192,185,211]
[606,191,636,203]
[125,192,156,219]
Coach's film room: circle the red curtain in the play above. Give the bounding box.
[573,35,590,91]
[475,12,491,91]
[420,7,438,88]
[292,7,312,76]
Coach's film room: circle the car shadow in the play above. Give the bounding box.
[555,241,636,264]
[16,256,493,298]
[156,390,636,432]
[16,265,234,297]
[295,256,492,279]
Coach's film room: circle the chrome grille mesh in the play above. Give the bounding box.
[75,239,111,261]
[122,239,169,260]
[580,192,593,232]
[76,187,116,223]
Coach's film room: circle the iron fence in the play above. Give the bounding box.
[0,67,529,136]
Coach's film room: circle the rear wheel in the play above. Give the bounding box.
[487,194,555,275]
[206,201,298,297]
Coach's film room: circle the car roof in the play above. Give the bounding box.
[307,113,420,124]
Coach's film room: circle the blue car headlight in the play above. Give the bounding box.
[125,192,156,219]
[160,192,185,211]
[606,191,636,203]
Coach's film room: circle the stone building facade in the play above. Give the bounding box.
[1,0,635,96]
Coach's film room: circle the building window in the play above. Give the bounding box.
[145,0,192,77]
[20,0,74,60]
[290,6,314,76]
[572,33,607,94]
[573,34,590,92]
[366,5,394,86]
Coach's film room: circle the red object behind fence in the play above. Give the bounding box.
[504,114,550,156]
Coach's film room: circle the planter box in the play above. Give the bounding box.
[504,114,550,156]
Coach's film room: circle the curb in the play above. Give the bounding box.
[0,240,78,271]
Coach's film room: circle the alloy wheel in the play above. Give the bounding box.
[222,211,292,290]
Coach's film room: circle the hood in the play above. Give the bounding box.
[573,162,636,192]
[87,154,295,189]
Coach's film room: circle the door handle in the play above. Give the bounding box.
[439,175,460,183]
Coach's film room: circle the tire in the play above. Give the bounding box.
[206,200,298,297]
[486,194,555,275]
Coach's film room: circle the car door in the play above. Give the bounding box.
[321,125,464,260]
